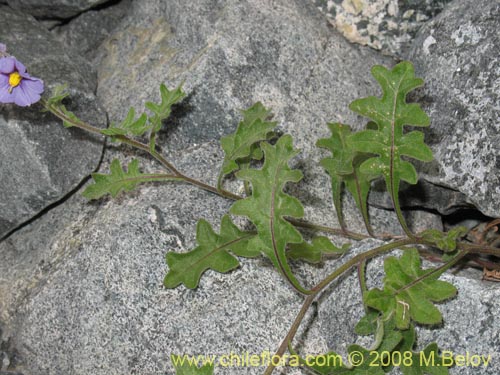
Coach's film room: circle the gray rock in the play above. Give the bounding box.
[311,0,453,57]
[406,0,500,218]
[0,6,105,238]
[51,0,131,60]
[7,0,111,19]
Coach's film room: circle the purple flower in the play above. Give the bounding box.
[0,56,44,107]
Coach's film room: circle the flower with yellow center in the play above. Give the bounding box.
[0,54,44,106]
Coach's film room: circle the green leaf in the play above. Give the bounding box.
[398,325,451,375]
[364,248,457,329]
[145,83,186,132]
[348,61,433,235]
[101,107,150,137]
[164,215,258,289]
[171,354,214,375]
[305,315,403,374]
[421,227,468,252]
[218,102,277,187]
[317,123,376,234]
[82,159,181,199]
[288,236,349,263]
[45,84,70,107]
[230,135,309,293]
[354,309,380,336]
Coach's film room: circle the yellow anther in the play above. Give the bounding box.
[8,71,22,92]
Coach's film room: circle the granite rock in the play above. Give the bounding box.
[406,0,500,218]
[311,0,453,56]
[7,0,111,19]
[0,6,105,238]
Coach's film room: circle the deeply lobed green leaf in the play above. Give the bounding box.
[317,123,376,233]
[82,159,180,199]
[365,248,457,329]
[348,61,433,235]
[229,135,309,292]
[219,102,277,185]
[101,107,150,137]
[146,83,186,132]
[164,215,259,289]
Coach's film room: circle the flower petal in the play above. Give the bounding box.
[0,57,15,73]
[0,73,9,89]
[0,86,15,104]
[14,59,27,74]
[21,77,44,95]
[13,79,43,106]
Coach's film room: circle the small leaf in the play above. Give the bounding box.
[101,107,150,137]
[164,215,258,289]
[398,326,451,375]
[288,236,349,263]
[421,227,468,252]
[171,354,214,375]
[145,83,185,131]
[82,159,180,199]
[365,248,457,329]
[45,84,70,107]
[219,102,277,181]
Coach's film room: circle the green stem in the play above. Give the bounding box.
[263,237,417,375]
[358,259,368,312]
[388,182,414,239]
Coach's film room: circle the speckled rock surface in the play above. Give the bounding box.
[7,0,111,19]
[311,0,452,56]
[406,0,500,218]
[0,6,105,239]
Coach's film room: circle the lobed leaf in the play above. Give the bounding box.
[230,135,309,293]
[288,236,349,263]
[398,325,450,375]
[364,248,457,329]
[317,123,376,234]
[219,102,277,186]
[348,61,433,235]
[82,159,181,199]
[421,227,468,253]
[101,107,150,137]
[145,83,186,132]
[164,215,259,289]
